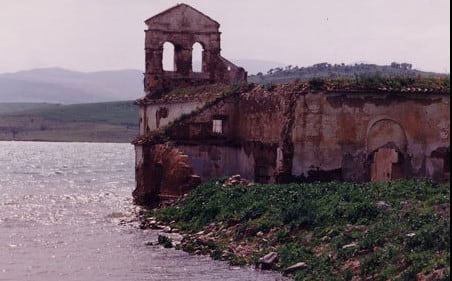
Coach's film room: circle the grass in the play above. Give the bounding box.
[0,101,139,142]
[3,101,138,126]
[0,103,60,115]
[150,179,450,280]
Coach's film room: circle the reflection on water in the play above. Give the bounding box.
[0,141,288,281]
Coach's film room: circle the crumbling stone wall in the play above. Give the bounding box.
[138,101,204,134]
[161,85,450,184]
[143,4,246,96]
[133,83,449,206]
[133,143,201,207]
[132,3,449,207]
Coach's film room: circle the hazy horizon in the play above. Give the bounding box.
[0,0,450,74]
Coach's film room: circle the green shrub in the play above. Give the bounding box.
[157,235,173,248]
[308,77,326,89]
[149,179,450,280]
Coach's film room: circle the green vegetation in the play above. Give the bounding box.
[2,101,138,126]
[0,103,60,115]
[150,179,450,280]
[249,62,449,85]
[158,235,173,248]
[304,75,450,92]
[0,101,138,142]
[166,84,232,97]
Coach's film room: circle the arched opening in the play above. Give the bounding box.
[162,42,175,71]
[366,119,407,181]
[367,119,407,152]
[192,42,203,72]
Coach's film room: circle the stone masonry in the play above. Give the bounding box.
[143,4,247,97]
[132,4,450,207]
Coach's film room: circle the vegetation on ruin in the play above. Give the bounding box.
[165,84,231,97]
[149,179,450,280]
[249,62,449,85]
[307,75,450,92]
[132,83,248,144]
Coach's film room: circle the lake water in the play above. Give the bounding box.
[0,141,288,281]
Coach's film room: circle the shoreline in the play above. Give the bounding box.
[138,178,450,281]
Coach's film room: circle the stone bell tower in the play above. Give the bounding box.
[143,3,246,96]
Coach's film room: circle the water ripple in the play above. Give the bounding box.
[0,141,288,281]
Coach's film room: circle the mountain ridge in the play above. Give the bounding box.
[0,68,144,104]
[1,61,448,104]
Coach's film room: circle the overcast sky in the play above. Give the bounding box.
[0,0,450,74]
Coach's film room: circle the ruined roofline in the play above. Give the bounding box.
[219,56,247,72]
[134,83,232,105]
[135,77,449,105]
[132,83,249,145]
[132,80,449,146]
[259,77,450,96]
[144,3,220,28]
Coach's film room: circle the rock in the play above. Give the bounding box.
[144,241,158,246]
[222,174,253,187]
[162,226,172,233]
[256,231,264,237]
[259,251,278,268]
[342,242,358,249]
[284,262,308,274]
[221,251,231,259]
[231,174,241,180]
[416,268,447,281]
[341,259,361,272]
[304,232,313,243]
[375,201,390,208]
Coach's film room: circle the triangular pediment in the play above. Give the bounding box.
[145,4,220,32]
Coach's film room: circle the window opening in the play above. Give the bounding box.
[162,42,175,71]
[212,119,223,134]
[192,42,203,72]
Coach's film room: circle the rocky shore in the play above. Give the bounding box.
[137,177,450,281]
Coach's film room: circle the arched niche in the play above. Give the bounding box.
[367,118,408,181]
[367,118,407,153]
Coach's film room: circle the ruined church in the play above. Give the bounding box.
[132,4,450,207]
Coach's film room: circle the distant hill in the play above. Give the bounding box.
[0,61,287,104]
[0,103,59,115]
[231,59,285,75]
[1,63,447,105]
[0,68,143,104]
[0,62,448,143]
[248,62,449,84]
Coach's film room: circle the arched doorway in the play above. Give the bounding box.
[367,119,407,181]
